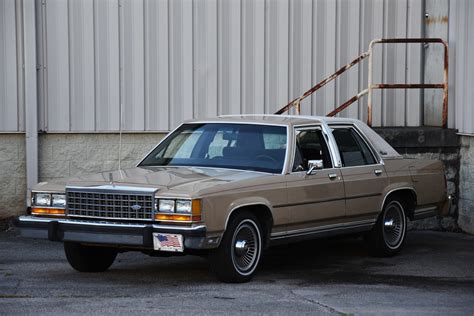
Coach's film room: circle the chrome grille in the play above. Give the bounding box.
[66,186,156,221]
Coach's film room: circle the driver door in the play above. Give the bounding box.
[285,126,346,233]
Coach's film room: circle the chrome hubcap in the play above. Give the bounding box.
[383,202,405,248]
[231,221,260,275]
[235,240,249,256]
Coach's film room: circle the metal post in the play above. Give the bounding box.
[367,40,376,127]
[442,42,449,128]
[23,0,38,203]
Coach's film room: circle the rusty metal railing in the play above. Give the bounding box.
[274,38,449,128]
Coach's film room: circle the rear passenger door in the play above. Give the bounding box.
[330,125,388,221]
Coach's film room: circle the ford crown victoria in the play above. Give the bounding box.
[16,115,451,282]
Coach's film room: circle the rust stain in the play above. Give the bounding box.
[425,15,448,25]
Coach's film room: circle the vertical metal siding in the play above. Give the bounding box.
[424,0,449,127]
[241,0,265,114]
[2,0,471,132]
[382,0,407,127]
[144,0,169,130]
[264,0,289,114]
[451,0,474,134]
[169,0,193,128]
[69,0,95,131]
[0,0,19,132]
[193,0,218,119]
[45,0,70,131]
[218,0,241,115]
[358,0,383,126]
[120,0,145,131]
[288,0,312,116]
[336,0,361,119]
[406,0,423,127]
[94,0,120,131]
[311,0,337,117]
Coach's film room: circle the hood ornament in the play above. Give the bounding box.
[109,172,114,187]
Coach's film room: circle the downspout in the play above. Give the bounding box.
[23,0,38,206]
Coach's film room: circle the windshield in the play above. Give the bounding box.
[139,123,287,173]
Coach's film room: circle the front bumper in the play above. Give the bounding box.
[14,216,213,250]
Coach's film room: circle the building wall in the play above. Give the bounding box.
[458,136,474,234]
[0,133,164,220]
[1,0,437,133]
[0,135,26,219]
[1,0,473,234]
[449,0,474,134]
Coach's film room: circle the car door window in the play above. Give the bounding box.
[332,128,376,167]
[292,128,332,172]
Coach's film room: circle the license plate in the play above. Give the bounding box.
[153,233,184,252]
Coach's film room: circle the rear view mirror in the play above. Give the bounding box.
[222,132,238,141]
[306,159,323,175]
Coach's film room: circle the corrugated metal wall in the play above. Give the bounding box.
[450,0,474,135]
[0,0,470,133]
[0,0,20,132]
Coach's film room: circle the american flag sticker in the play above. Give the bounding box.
[153,233,184,252]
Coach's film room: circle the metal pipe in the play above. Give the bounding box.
[327,89,369,117]
[367,40,375,126]
[274,52,369,115]
[23,0,39,205]
[275,37,448,129]
[442,41,449,128]
[372,83,444,89]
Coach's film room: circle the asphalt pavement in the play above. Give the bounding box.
[0,229,473,315]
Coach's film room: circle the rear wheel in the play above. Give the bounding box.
[209,211,263,283]
[64,242,117,272]
[367,198,407,257]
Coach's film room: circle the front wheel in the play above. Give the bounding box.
[64,242,117,272]
[209,212,263,283]
[367,199,407,257]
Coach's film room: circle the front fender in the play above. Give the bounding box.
[225,197,275,230]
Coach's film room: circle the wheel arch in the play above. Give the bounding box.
[225,201,274,248]
[380,186,417,220]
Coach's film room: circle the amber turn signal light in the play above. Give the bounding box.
[31,207,65,216]
[154,214,201,222]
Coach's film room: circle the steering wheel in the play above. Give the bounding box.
[255,155,278,165]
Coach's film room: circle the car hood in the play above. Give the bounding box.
[33,167,271,197]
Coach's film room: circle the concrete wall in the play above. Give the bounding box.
[0,135,26,219]
[0,133,164,220]
[1,129,472,235]
[458,135,474,234]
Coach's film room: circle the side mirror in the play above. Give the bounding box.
[306,159,323,175]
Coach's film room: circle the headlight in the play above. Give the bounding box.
[155,198,202,222]
[158,199,175,213]
[34,193,51,206]
[51,194,66,207]
[176,200,192,214]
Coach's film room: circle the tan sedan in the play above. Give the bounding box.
[16,115,450,282]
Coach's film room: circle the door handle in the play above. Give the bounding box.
[374,169,383,176]
[328,173,337,180]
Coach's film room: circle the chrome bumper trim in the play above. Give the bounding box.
[15,216,210,250]
[18,216,205,231]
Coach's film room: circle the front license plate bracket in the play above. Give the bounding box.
[153,233,184,252]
